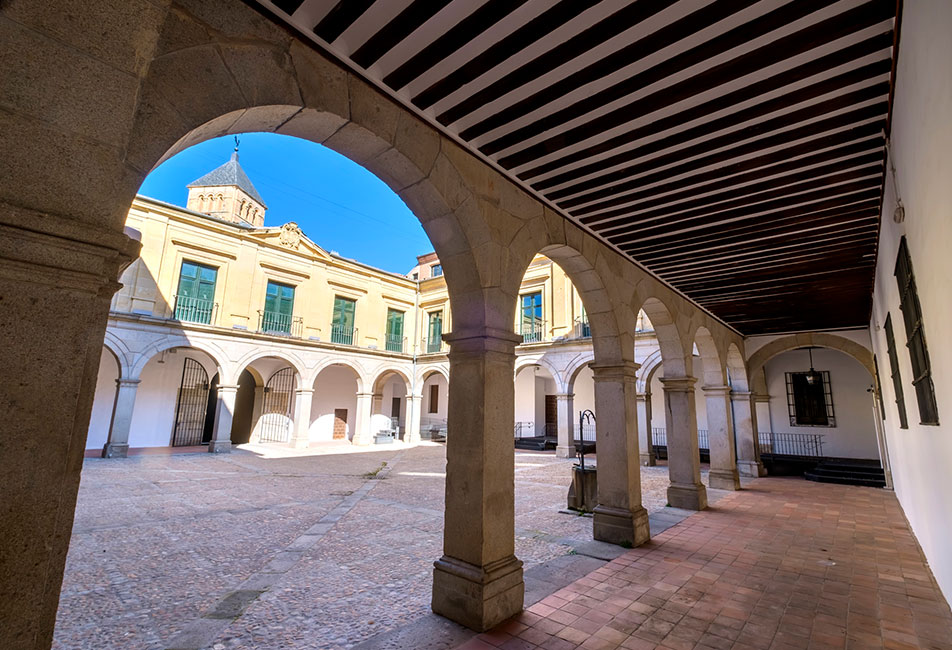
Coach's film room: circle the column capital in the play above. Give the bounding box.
[701,385,732,396]
[444,328,522,358]
[753,392,771,403]
[217,384,240,394]
[554,393,574,400]
[591,361,639,382]
[294,387,313,396]
[730,390,754,399]
[635,392,647,401]
[356,392,375,399]
[407,393,422,401]
[116,377,140,387]
[660,376,697,391]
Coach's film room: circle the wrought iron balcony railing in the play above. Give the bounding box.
[330,324,356,346]
[258,310,302,337]
[758,431,825,457]
[385,334,406,353]
[422,337,445,354]
[650,428,709,450]
[172,294,217,325]
[520,320,546,343]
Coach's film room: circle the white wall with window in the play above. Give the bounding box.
[763,348,878,460]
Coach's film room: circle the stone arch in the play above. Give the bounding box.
[690,325,726,387]
[636,297,687,377]
[747,333,874,394]
[130,336,227,379]
[102,330,133,378]
[231,349,307,387]
[514,354,563,391]
[726,343,750,392]
[417,365,449,386]
[370,366,412,394]
[564,352,596,393]
[636,349,664,393]
[306,358,368,393]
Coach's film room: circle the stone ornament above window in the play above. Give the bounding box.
[279,222,303,250]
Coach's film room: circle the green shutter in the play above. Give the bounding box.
[263,281,294,334]
[386,309,404,352]
[176,261,217,324]
[332,297,356,344]
[427,311,442,352]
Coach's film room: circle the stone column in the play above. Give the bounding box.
[249,385,265,443]
[733,391,766,477]
[555,392,574,458]
[209,384,238,453]
[405,393,422,443]
[353,392,374,445]
[0,209,140,647]
[703,385,740,490]
[290,388,313,449]
[661,376,708,510]
[432,329,523,631]
[636,392,656,466]
[591,363,650,546]
[102,378,141,458]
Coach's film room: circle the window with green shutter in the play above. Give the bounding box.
[520,292,543,342]
[262,281,295,334]
[386,309,404,352]
[332,296,356,345]
[175,261,217,324]
[427,311,443,353]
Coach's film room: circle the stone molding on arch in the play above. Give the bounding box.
[369,365,413,393]
[726,343,750,393]
[634,295,688,378]
[514,354,562,389]
[746,333,874,394]
[129,335,228,380]
[563,351,596,394]
[417,365,449,389]
[306,358,368,392]
[103,330,134,378]
[229,348,308,387]
[636,349,664,394]
[689,325,727,388]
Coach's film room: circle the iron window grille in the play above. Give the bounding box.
[894,237,939,425]
[785,370,836,427]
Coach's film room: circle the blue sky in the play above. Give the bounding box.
[138,133,432,274]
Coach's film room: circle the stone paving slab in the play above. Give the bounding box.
[53,446,707,650]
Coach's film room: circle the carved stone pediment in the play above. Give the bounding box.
[278,222,303,250]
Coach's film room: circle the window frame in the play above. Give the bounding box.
[175,260,218,324]
[884,313,909,429]
[385,308,405,352]
[331,295,357,345]
[262,280,295,334]
[894,237,939,425]
[430,264,443,277]
[519,290,544,342]
[784,370,836,427]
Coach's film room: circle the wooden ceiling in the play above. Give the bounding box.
[253,0,899,335]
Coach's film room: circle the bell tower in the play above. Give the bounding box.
[186,140,267,226]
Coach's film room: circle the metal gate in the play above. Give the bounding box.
[259,367,295,443]
[171,358,211,447]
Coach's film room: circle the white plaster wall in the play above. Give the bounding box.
[868,0,952,603]
[310,365,359,441]
[86,348,119,450]
[763,349,878,459]
[129,349,219,447]
[572,365,595,426]
[422,373,448,420]
[371,376,406,434]
[514,367,536,429]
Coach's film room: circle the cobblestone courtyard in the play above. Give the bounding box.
[54,443,706,650]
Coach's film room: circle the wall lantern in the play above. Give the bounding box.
[804,347,822,386]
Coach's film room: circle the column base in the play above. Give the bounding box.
[432,555,524,632]
[290,437,310,449]
[102,443,128,458]
[208,440,231,453]
[667,483,708,511]
[556,445,574,459]
[738,460,766,477]
[639,453,656,467]
[708,469,741,491]
[593,504,650,547]
[404,432,421,444]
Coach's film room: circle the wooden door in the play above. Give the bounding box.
[544,395,558,436]
[333,408,348,440]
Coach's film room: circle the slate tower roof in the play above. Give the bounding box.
[187,151,267,208]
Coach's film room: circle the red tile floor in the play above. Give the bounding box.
[458,477,952,650]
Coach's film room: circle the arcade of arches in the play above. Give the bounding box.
[2,1,952,648]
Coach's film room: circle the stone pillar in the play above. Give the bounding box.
[703,385,740,490]
[405,393,422,443]
[209,384,238,453]
[432,330,523,632]
[290,388,313,449]
[353,392,374,445]
[733,391,766,477]
[102,378,141,458]
[249,385,265,442]
[661,376,708,510]
[555,392,574,458]
[591,363,650,547]
[0,209,140,647]
[636,392,656,466]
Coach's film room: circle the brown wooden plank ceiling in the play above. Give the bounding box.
[252,0,899,335]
